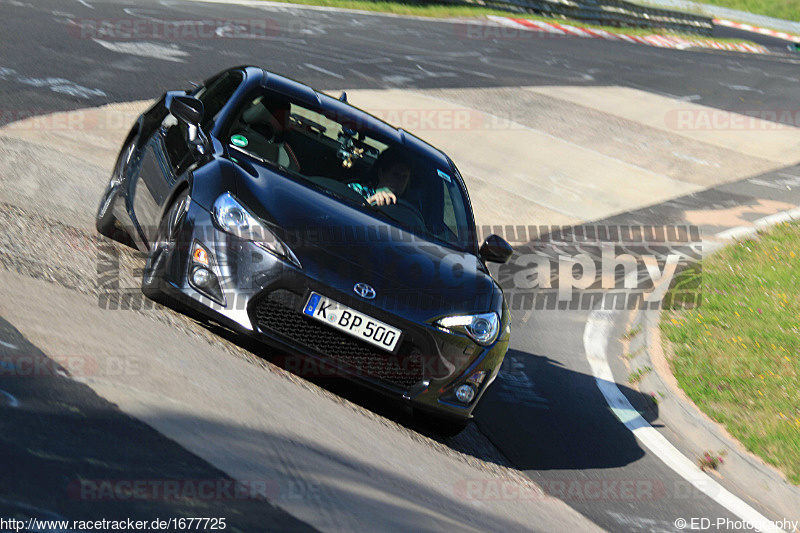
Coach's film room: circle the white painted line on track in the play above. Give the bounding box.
[583,205,800,531]
[0,66,106,99]
[0,340,18,350]
[0,389,20,408]
[606,510,675,532]
[583,310,785,533]
[122,7,168,22]
[303,63,344,79]
[92,39,189,63]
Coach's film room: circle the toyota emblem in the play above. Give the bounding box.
[353,283,376,300]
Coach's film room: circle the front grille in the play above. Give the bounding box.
[253,289,423,391]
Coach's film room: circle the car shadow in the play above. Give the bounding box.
[176,299,656,474]
[472,348,655,472]
[0,316,316,533]
[0,316,584,533]
[179,307,474,442]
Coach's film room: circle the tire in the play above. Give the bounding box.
[413,408,469,438]
[141,190,191,304]
[96,141,135,245]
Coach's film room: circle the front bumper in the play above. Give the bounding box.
[151,201,509,420]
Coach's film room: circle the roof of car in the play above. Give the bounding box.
[255,67,453,171]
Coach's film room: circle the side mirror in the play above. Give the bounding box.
[479,234,513,264]
[169,94,204,126]
[167,94,207,147]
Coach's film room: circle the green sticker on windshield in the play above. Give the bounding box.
[231,134,248,148]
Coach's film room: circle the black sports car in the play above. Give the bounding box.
[97,66,513,433]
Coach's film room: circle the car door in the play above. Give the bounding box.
[131,69,244,247]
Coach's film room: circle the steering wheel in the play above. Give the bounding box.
[375,198,425,228]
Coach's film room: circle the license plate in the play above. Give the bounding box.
[303,292,402,353]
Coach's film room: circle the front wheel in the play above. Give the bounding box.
[96,142,135,245]
[141,191,191,304]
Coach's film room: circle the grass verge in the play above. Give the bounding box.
[689,0,800,23]
[661,221,800,484]
[255,0,758,43]
[260,0,523,16]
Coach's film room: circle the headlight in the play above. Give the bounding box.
[212,192,300,267]
[436,312,500,346]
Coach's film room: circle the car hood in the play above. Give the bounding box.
[232,164,497,316]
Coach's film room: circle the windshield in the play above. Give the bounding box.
[224,91,475,251]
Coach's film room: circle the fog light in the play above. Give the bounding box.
[454,384,476,404]
[191,266,213,288]
[188,264,225,306]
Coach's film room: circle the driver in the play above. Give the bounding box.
[349,149,411,206]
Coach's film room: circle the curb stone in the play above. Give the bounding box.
[620,306,800,522]
[488,16,770,54]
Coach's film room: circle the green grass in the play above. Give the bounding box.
[624,346,646,359]
[628,365,652,384]
[661,221,800,484]
[689,0,800,23]
[622,324,643,341]
[258,0,759,42]
[263,0,517,17]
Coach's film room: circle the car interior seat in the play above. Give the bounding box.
[236,99,300,171]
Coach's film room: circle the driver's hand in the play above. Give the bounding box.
[367,188,397,206]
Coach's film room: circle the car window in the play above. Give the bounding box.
[194,70,244,130]
[442,180,459,235]
[225,91,474,251]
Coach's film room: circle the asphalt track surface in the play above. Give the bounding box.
[3,0,800,120]
[2,0,800,531]
[712,25,800,50]
[0,316,319,531]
